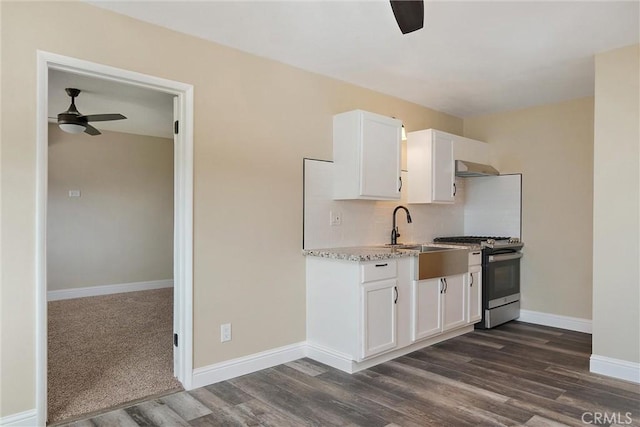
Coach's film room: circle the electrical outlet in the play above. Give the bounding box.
[220,323,232,342]
[330,211,342,226]
[68,190,81,198]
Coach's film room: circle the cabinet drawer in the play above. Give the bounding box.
[469,250,482,266]
[361,260,397,283]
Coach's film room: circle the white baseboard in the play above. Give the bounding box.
[307,326,473,374]
[0,409,38,426]
[518,309,592,333]
[590,354,640,384]
[47,279,174,301]
[191,342,306,389]
[306,343,356,373]
[192,326,476,389]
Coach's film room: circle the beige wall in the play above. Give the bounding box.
[592,44,639,364]
[0,1,462,416]
[464,97,594,320]
[47,124,174,291]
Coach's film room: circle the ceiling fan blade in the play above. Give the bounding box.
[390,0,424,34]
[84,124,101,136]
[83,113,127,122]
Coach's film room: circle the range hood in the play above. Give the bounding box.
[455,160,500,177]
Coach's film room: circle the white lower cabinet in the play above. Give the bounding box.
[467,265,482,324]
[306,254,473,373]
[361,279,397,359]
[412,274,466,341]
[442,274,467,331]
[466,250,483,325]
[306,257,408,363]
[411,278,441,340]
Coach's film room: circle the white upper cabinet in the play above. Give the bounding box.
[407,129,489,204]
[333,110,402,200]
[407,129,455,203]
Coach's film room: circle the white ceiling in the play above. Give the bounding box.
[88,0,639,118]
[49,69,175,138]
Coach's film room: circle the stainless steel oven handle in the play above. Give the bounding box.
[488,252,523,262]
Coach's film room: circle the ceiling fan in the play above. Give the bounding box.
[57,88,127,136]
[390,0,424,34]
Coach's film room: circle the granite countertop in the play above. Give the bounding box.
[303,242,478,262]
[302,246,420,262]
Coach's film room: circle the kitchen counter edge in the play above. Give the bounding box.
[302,246,419,262]
[302,242,479,262]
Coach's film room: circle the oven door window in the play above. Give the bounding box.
[486,255,520,301]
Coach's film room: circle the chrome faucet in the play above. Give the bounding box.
[391,205,412,245]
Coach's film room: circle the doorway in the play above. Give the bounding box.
[35,51,194,425]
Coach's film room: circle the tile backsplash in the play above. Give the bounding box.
[303,158,466,249]
[463,174,522,238]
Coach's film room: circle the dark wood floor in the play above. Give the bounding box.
[57,322,640,427]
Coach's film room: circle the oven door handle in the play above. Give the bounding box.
[488,252,523,262]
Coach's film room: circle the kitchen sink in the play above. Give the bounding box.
[419,245,453,252]
[382,243,469,279]
[388,244,459,253]
[415,246,468,280]
[384,243,421,250]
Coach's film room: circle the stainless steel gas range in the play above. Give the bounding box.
[434,236,524,329]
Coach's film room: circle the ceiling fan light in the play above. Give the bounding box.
[59,123,85,134]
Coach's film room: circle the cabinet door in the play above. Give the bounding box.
[360,114,401,199]
[412,278,442,341]
[432,132,454,203]
[361,279,397,360]
[467,266,482,324]
[442,274,466,331]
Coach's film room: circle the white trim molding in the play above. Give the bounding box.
[192,327,475,389]
[0,409,38,427]
[47,279,174,301]
[518,309,592,334]
[36,50,194,425]
[307,326,473,374]
[590,354,640,384]
[305,343,356,374]
[191,342,306,389]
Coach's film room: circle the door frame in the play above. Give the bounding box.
[35,51,194,425]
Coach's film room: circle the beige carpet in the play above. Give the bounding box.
[47,288,183,424]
